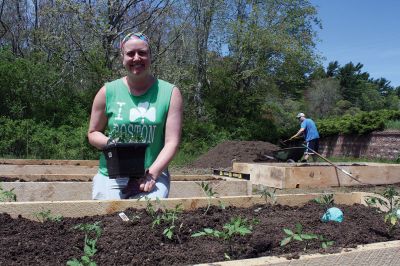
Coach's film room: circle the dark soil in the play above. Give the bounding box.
[0,176,20,182]
[1,202,399,265]
[190,140,279,169]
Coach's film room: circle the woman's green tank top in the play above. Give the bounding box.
[98,78,174,176]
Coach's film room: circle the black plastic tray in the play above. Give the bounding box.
[103,143,148,179]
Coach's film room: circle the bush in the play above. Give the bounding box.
[0,117,97,159]
[317,110,400,137]
[181,119,231,156]
[385,120,400,130]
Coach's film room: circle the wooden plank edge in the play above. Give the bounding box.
[195,240,400,266]
[0,159,99,166]
[0,192,365,220]
[1,180,251,201]
[0,174,222,182]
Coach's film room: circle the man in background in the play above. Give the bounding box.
[289,113,320,162]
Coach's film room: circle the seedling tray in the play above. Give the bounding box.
[103,142,148,178]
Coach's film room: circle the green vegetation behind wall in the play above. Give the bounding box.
[0,117,97,159]
[317,110,400,136]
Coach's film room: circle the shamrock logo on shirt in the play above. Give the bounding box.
[129,102,156,124]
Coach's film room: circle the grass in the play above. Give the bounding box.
[170,150,201,167]
[325,156,400,164]
[385,120,400,130]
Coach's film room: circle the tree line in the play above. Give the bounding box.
[0,0,399,160]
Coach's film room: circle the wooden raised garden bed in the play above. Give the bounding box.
[0,160,251,200]
[0,177,251,201]
[233,162,400,189]
[0,192,399,265]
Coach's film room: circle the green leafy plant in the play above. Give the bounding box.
[128,214,141,225]
[33,210,63,222]
[151,204,184,243]
[312,194,334,207]
[365,187,400,236]
[197,181,225,214]
[317,110,400,137]
[192,217,257,260]
[143,196,161,219]
[67,222,102,266]
[259,188,277,205]
[0,117,97,160]
[144,197,185,241]
[384,119,400,130]
[280,223,334,250]
[108,130,144,143]
[163,222,184,243]
[192,217,255,240]
[320,236,335,249]
[0,183,17,202]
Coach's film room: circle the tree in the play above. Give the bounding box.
[309,65,326,80]
[359,83,384,111]
[326,61,339,77]
[320,61,397,112]
[305,78,341,118]
[224,0,321,98]
[0,0,31,56]
[337,62,369,107]
[370,77,393,96]
[190,0,221,118]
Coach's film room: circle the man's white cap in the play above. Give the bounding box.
[296,112,305,118]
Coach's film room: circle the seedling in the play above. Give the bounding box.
[197,181,217,214]
[366,187,400,213]
[67,222,102,266]
[0,183,17,202]
[108,130,144,143]
[365,187,400,236]
[163,222,184,242]
[129,214,141,224]
[259,188,277,205]
[151,203,184,243]
[144,196,161,219]
[320,235,335,249]
[152,203,183,227]
[192,216,254,240]
[197,181,225,214]
[384,212,399,236]
[33,210,63,222]
[312,194,334,207]
[280,223,334,250]
[192,217,256,260]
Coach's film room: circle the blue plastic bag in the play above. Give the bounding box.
[321,207,343,223]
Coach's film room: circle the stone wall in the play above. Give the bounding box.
[319,130,400,160]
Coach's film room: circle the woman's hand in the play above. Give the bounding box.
[139,170,159,192]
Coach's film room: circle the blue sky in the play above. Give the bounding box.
[311,0,400,87]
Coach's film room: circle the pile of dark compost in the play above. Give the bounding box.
[190,140,279,169]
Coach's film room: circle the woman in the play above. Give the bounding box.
[88,32,183,200]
